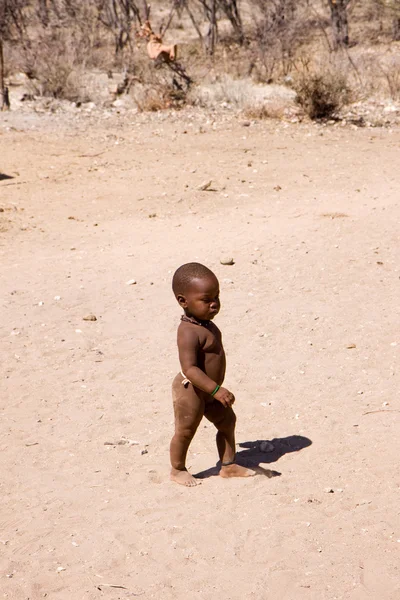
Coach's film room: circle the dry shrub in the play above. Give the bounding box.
[134,87,167,111]
[379,57,400,100]
[243,101,286,120]
[188,75,295,110]
[293,65,351,119]
[251,0,309,82]
[132,81,188,112]
[22,30,92,102]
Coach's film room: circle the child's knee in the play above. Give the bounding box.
[175,424,197,441]
[218,409,236,431]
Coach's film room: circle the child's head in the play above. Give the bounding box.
[172,262,220,321]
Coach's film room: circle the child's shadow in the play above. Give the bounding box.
[194,435,312,479]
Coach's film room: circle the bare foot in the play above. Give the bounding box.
[219,463,256,478]
[170,468,199,487]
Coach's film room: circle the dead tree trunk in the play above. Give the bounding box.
[219,0,244,44]
[210,0,217,54]
[0,39,10,111]
[328,0,350,49]
[38,0,49,26]
[393,17,400,41]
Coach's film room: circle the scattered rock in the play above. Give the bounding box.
[104,437,140,446]
[56,567,66,573]
[220,257,234,266]
[199,180,213,191]
[54,295,61,301]
[346,343,356,349]
[141,449,148,455]
[83,314,97,321]
[126,279,137,285]
[324,488,335,493]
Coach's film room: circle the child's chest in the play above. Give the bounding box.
[199,328,224,355]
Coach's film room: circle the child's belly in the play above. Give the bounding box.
[203,352,226,386]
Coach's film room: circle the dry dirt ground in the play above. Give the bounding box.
[1,107,400,600]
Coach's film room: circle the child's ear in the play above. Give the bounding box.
[177,294,187,308]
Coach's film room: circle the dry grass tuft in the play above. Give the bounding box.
[243,102,286,120]
[320,212,349,219]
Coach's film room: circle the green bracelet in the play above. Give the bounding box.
[211,385,220,397]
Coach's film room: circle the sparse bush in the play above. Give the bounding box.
[293,67,351,119]
[379,57,400,100]
[23,31,90,101]
[251,0,308,82]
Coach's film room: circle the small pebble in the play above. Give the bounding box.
[346,343,356,349]
[220,257,235,266]
[54,296,61,301]
[324,488,335,493]
[141,449,148,455]
[126,279,137,285]
[83,314,97,321]
[56,567,66,572]
[199,180,212,191]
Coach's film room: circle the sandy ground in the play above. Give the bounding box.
[1,108,400,600]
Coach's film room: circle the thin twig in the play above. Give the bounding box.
[0,180,29,187]
[77,152,106,158]
[343,46,363,86]
[362,409,400,416]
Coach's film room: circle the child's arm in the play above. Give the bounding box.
[178,327,234,408]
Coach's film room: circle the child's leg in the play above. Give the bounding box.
[205,403,255,478]
[170,375,205,487]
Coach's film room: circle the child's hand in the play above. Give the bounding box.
[213,387,235,408]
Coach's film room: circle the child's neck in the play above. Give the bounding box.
[181,314,210,327]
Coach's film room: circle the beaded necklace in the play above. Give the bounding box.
[181,314,211,328]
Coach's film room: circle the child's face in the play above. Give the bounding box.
[178,275,220,321]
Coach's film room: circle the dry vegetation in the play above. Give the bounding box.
[1,0,400,121]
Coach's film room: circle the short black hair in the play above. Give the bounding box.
[172,262,217,296]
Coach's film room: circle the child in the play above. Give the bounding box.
[170,262,255,486]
